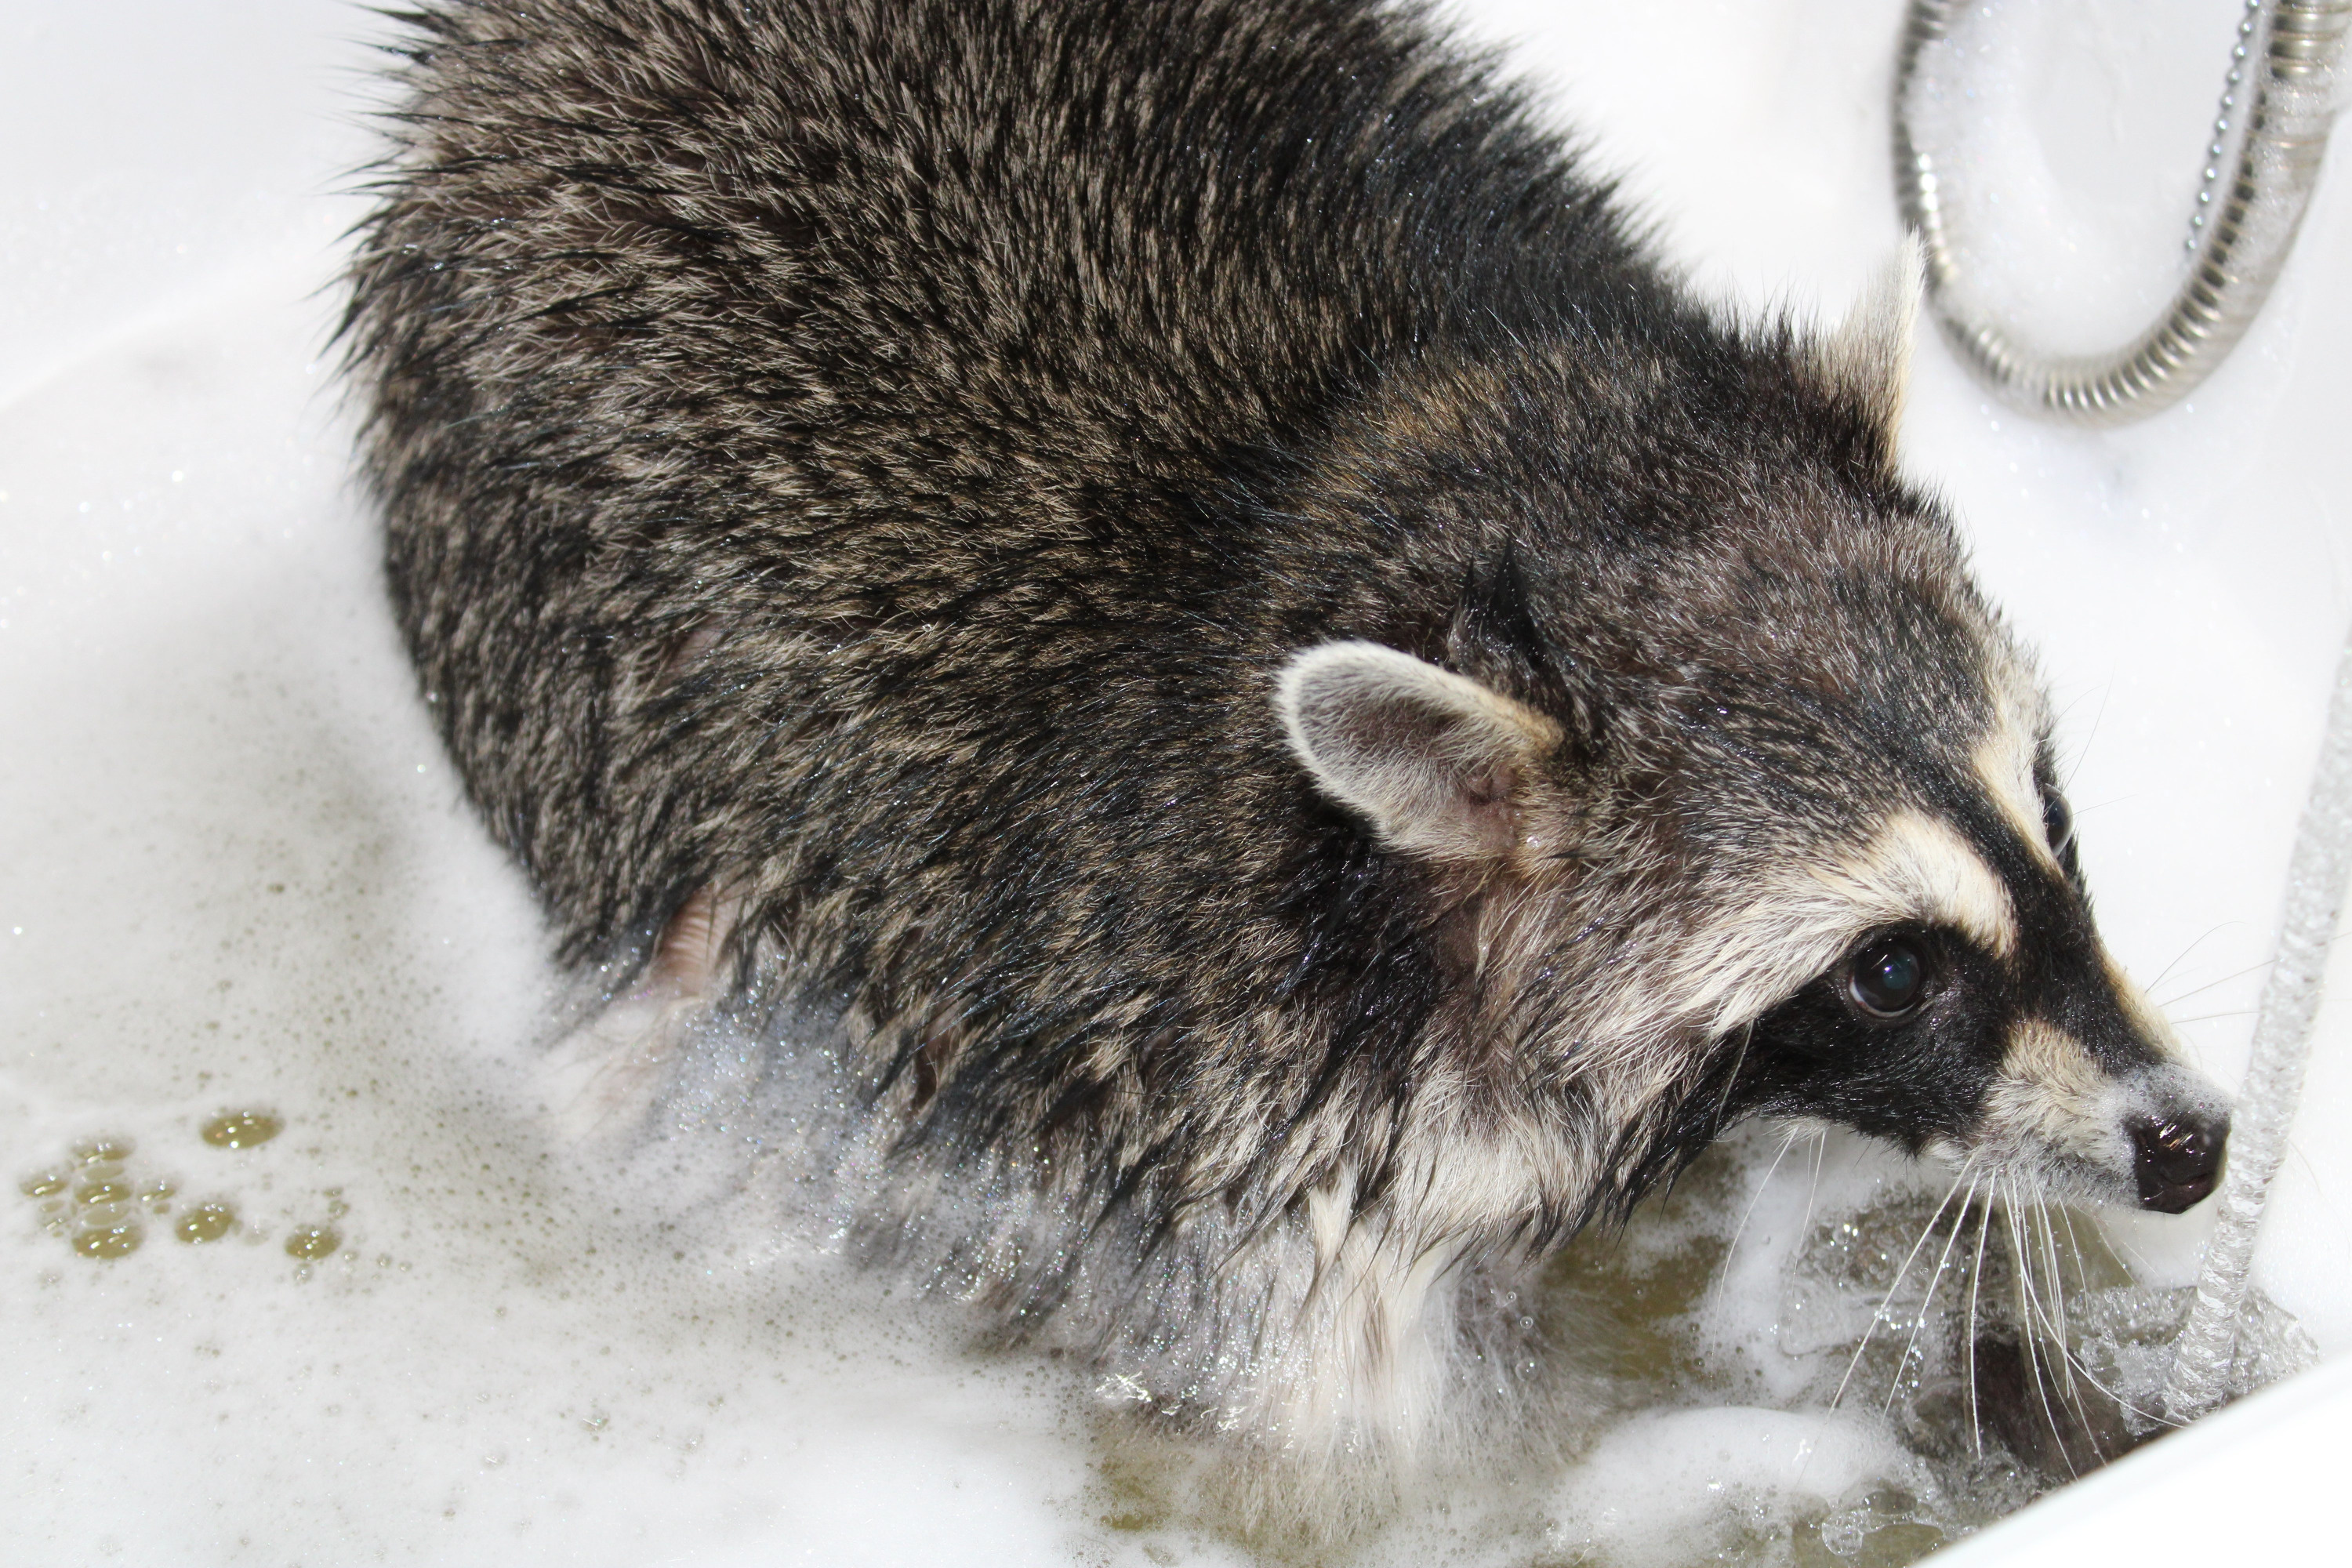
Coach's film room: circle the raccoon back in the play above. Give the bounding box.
[344,0,1675,1186]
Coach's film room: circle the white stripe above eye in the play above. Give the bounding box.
[1663,809,2020,1036]
[1820,809,2020,959]
[1973,706,2051,866]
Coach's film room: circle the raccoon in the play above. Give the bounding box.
[343,0,2228,1471]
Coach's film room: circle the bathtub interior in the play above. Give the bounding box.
[2,0,2347,1563]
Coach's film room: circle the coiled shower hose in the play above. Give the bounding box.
[1896,1,2352,1422]
[1894,0,2350,424]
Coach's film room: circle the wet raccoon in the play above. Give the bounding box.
[345,0,2227,1475]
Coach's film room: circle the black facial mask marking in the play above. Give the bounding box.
[1732,925,2003,1151]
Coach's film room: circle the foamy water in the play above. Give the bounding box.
[5,1,2347,1563]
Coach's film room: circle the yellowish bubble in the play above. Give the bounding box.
[284,1223,341,1261]
[201,1110,283,1149]
[71,1217,143,1259]
[74,1175,134,1207]
[71,1136,135,1166]
[175,1202,238,1244]
[19,1167,71,1200]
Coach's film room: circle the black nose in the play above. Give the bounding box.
[2130,1111,2228,1213]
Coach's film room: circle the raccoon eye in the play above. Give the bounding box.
[1845,936,1929,1021]
[2042,789,2081,877]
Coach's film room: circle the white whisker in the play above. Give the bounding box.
[2049,1343,2179,1433]
[1833,1167,1969,1410]
[2004,1178,2078,1479]
[2140,920,2240,1002]
[2061,682,2110,793]
[2050,1207,2184,1433]
[2154,929,2351,1010]
[1798,1131,1828,1249]
[1884,1169,1979,1416]
[2153,953,2281,1009]
[1965,1188,1992,1460]
[1711,1126,1799,1304]
[2034,1195,2082,1414]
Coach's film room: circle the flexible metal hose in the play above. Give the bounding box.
[2162,622,2352,1422]
[1893,0,2350,424]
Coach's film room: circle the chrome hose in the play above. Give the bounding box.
[2162,620,2352,1423]
[1893,0,2350,424]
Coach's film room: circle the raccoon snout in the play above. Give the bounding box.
[2128,1108,2228,1213]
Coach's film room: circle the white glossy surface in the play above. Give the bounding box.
[1926,1350,2352,1564]
[3,1,2344,1563]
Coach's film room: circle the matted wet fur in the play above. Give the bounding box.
[343,0,2228,1494]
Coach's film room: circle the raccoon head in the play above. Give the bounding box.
[1708,677,2233,1216]
[1269,252,2227,1221]
[1276,632,2227,1218]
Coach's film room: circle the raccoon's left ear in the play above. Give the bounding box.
[1276,641,1563,860]
[1809,235,1922,441]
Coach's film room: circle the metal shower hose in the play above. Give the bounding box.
[1893,0,2350,424]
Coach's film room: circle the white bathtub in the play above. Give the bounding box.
[3,0,2343,1562]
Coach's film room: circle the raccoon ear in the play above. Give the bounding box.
[1276,641,1562,859]
[1811,235,1922,439]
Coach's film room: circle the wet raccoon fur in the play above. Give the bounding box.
[344,0,2229,1475]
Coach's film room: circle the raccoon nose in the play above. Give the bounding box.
[2129,1110,2227,1213]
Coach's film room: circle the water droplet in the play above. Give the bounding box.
[201,1110,282,1149]
[175,1202,238,1243]
[72,1136,135,1166]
